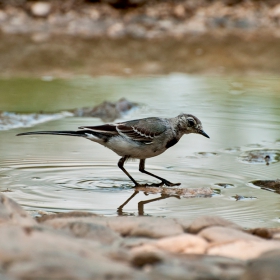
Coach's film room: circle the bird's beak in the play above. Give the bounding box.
[198,130,210,138]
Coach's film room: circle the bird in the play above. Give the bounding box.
[17,114,209,187]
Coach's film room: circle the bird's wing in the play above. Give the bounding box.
[116,117,167,143]
[78,124,119,135]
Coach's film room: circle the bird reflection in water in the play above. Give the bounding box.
[117,186,213,216]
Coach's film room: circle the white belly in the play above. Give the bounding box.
[105,136,164,159]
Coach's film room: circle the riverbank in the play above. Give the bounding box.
[1,1,280,77]
[1,192,280,280]
[1,34,280,77]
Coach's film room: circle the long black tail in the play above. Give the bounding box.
[16,130,87,137]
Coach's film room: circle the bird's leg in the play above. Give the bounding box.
[118,156,140,187]
[117,190,139,215]
[139,159,181,187]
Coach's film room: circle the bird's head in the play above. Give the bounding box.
[177,114,210,138]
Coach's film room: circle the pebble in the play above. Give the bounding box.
[30,2,51,17]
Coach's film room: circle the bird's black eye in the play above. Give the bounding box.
[188,119,195,127]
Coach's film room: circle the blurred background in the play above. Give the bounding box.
[0,0,280,227]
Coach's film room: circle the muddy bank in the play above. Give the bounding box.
[2,192,280,280]
[1,1,280,77]
[1,34,280,77]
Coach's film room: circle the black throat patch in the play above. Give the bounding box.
[165,137,178,149]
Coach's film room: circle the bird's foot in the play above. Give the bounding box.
[162,180,181,187]
[147,180,181,187]
[148,182,164,187]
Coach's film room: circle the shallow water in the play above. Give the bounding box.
[0,74,280,228]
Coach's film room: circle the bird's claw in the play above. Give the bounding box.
[162,180,181,187]
[149,182,164,187]
[133,181,181,188]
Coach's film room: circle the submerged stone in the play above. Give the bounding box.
[250,179,280,194]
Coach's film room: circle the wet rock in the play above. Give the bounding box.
[155,234,208,254]
[198,226,261,243]
[187,215,242,234]
[37,215,118,244]
[239,149,280,164]
[241,250,280,280]
[250,179,280,194]
[30,2,52,17]
[0,193,35,226]
[107,216,184,238]
[0,224,139,279]
[55,221,122,244]
[149,255,246,280]
[247,227,274,239]
[208,239,280,260]
[72,98,138,122]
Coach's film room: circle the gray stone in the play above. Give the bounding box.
[149,255,246,280]
[0,225,141,280]
[39,215,121,244]
[107,216,184,238]
[199,226,261,243]
[187,215,242,234]
[52,221,121,245]
[8,253,139,280]
[241,250,280,280]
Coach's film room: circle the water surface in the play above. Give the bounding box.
[0,74,280,228]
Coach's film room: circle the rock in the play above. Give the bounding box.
[57,221,122,244]
[241,250,280,280]
[149,255,246,280]
[208,240,280,260]
[130,244,164,267]
[0,225,140,280]
[37,215,121,244]
[187,215,242,234]
[271,4,280,18]
[30,2,51,17]
[0,193,35,226]
[72,98,138,122]
[247,228,274,239]
[198,226,261,243]
[120,237,155,249]
[250,179,280,194]
[155,234,208,254]
[107,216,184,238]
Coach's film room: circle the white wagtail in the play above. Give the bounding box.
[17,114,209,187]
